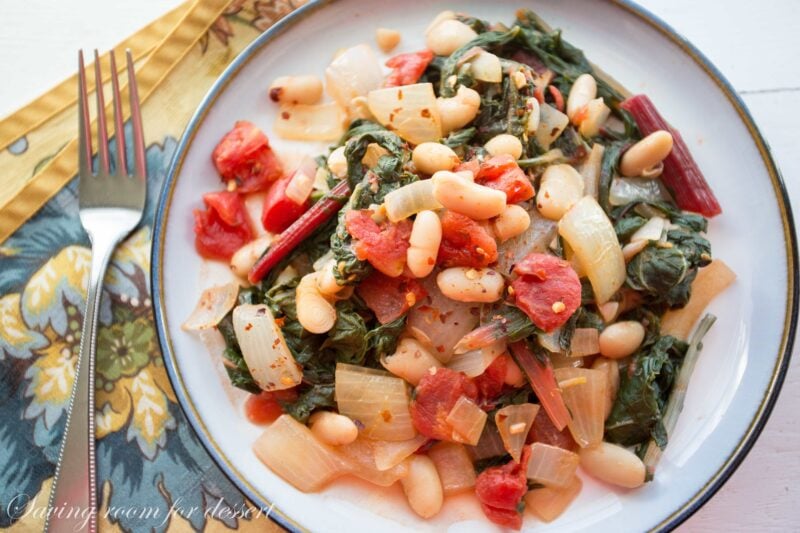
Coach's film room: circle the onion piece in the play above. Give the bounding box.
[446,396,487,446]
[232,304,302,391]
[182,282,239,331]
[608,177,668,206]
[253,414,345,492]
[428,442,476,495]
[558,196,625,304]
[524,475,582,522]
[383,180,442,222]
[496,207,557,275]
[535,103,569,150]
[325,44,383,111]
[274,102,347,141]
[284,158,318,205]
[373,434,428,471]
[579,143,604,200]
[553,367,607,447]
[337,438,410,486]
[569,328,600,357]
[496,403,540,463]
[630,215,667,243]
[470,50,502,82]
[367,83,442,145]
[537,329,562,354]
[335,363,416,441]
[526,442,580,488]
[447,340,506,377]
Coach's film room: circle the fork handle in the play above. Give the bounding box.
[45,235,119,533]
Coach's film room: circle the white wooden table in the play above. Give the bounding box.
[1,1,797,531]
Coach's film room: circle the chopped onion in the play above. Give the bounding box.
[182,282,239,331]
[622,239,648,262]
[284,158,318,204]
[524,475,582,522]
[496,403,540,462]
[496,207,557,275]
[537,329,562,354]
[608,177,668,206]
[558,196,625,304]
[253,414,345,492]
[467,422,507,461]
[335,363,416,441]
[428,442,476,495]
[535,103,569,150]
[563,240,586,278]
[367,83,442,145]
[553,367,607,447]
[526,442,580,488]
[470,51,502,82]
[232,304,302,391]
[337,437,410,486]
[447,340,506,377]
[577,98,611,137]
[274,102,347,141]
[325,44,383,110]
[446,395,487,446]
[383,179,442,222]
[579,143,604,199]
[630,215,667,243]
[373,434,428,471]
[569,328,599,357]
[549,350,583,369]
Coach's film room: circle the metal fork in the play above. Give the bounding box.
[45,49,147,533]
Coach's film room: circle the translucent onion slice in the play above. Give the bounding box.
[630,215,667,243]
[232,304,302,391]
[446,396,487,446]
[447,340,506,377]
[253,414,345,492]
[467,422,507,461]
[428,442,476,495]
[569,328,600,357]
[373,434,428,471]
[274,102,347,141]
[553,367,607,447]
[367,83,442,145]
[337,437,410,486]
[579,143,604,199]
[496,403,540,463]
[535,103,569,150]
[537,329,562,354]
[524,475,582,522]
[496,207,557,275]
[284,158,318,204]
[383,179,442,222]
[182,282,239,331]
[558,196,626,304]
[325,44,383,110]
[526,442,580,488]
[608,176,668,206]
[335,363,417,441]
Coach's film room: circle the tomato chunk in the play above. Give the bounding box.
[345,209,412,277]
[357,271,427,324]
[244,389,298,424]
[212,121,283,193]
[261,173,310,233]
[474,353,509,402]
[193,191,253,260]
[528,408,577,451]
[384,50,434,88]
[475,446,531,530]
[475,155,535,204]
[438,211,498,268]
[511,253,581,332]
[410,368,478,441]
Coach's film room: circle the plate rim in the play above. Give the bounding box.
[150,1,798,531]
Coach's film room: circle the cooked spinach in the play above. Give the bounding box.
[365,316,406,362]
[439,27,522,97]
[281,384,335,423]
[322,300,368,365]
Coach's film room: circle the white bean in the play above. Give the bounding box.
[296,272,336,334]
[412,142,460,175]
[579,442,646,488]
[425,10,456,35]
[598,321,645,359]
[592,357,620,420]
[269,75,323,105]
[375,27,401,53]
[308,411,358,446]
[230,236,271,279]
[401,455,444,518]
[566,73,597,123]
[620,130,674,177]
[382,338,443,385]
[437,267,504,303]
[432,171,506,220]
[437,86,481,134]
[425,19,477,56]
[327,146,348,179]
[485,134,523,160]
[407,211,442,278]
[492,204,531,242]
[536,164,585,220]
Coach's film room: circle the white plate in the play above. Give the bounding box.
[152,1,797,531]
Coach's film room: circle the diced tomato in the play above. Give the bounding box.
[474,353,509,402]
[212,120,283,193]
[384,50,434,88]
[475,155,535,204]
[475,446,531,530]
[410,368,479,441]
[345,209,412,277]
[527,408,577,451]
[511,253,581,332]
[438,211,498,268]
[454,159,480,176]
[357,271,427,324]
[193,191,253,260]
[261,173,310,233]
[244,389,298,424]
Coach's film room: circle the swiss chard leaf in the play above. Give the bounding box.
[322,300,368,365]
[439,27,522,97]
[365,316,406,363]
[281,384,335,423]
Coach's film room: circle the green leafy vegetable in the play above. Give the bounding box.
[281,384,335,423]
[365,316,406,362]
[439,27,521,97]
[322,300,368,365]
